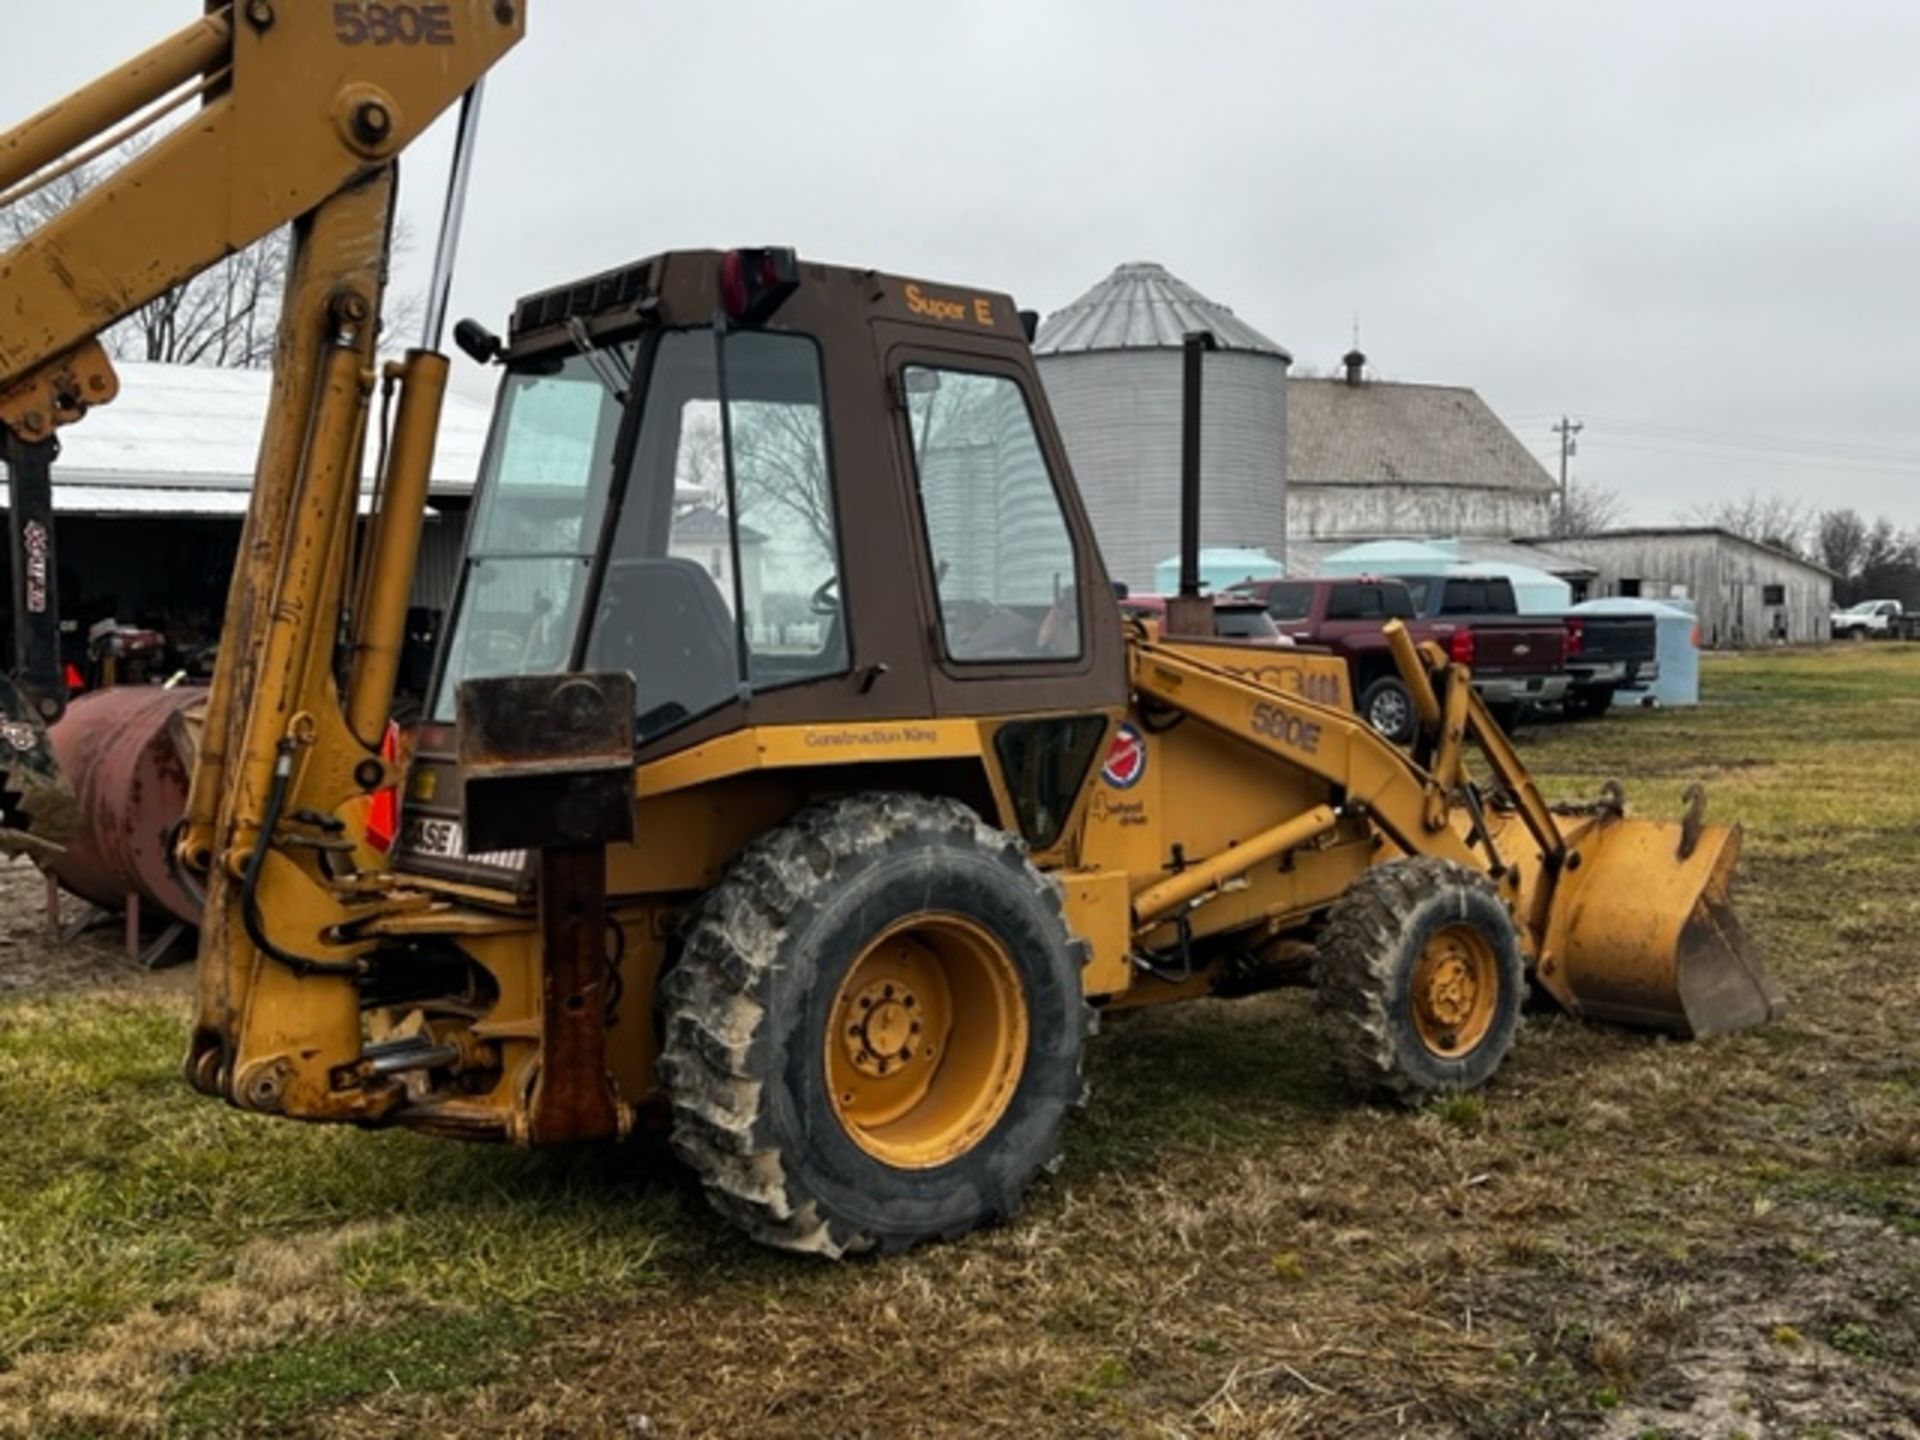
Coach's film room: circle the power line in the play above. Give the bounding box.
[1508,411,1920,467]
[1583,415,1920,463]
[1586,435,1920,474]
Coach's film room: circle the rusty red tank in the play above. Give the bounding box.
[44,685,204,928]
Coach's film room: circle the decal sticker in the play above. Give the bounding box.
[1101,722,1148,789]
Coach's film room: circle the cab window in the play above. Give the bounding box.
[1326,583,1386,620]
[904,366,1080,663]
[585,328,847,740]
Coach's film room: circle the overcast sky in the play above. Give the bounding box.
[15,2,1920,527]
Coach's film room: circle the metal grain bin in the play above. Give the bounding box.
[1035,264,1290,595]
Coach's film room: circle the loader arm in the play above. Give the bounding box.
[1129,627,1780,1037]
[1128,636,1530,924]
[0,3,527,1115]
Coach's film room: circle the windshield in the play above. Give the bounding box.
[1260,583,1314,621]
[432,328,849,741]
[1214,606,1278,639]
[431,348,633,722]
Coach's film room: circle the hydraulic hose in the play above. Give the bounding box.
[239,740,363,980]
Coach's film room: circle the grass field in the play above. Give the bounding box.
[2,646,1917,1438]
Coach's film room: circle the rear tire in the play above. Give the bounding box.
[658,792,1088,1258]
[1358,676,1417,744]
[1314,858,1524,1103]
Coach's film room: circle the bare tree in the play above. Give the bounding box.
[733,403,836,559]
[0,165,91,245]
[1683,491,1816,557]
[1550,479,1626,538]
[1859,516,1918,576]
[1817,508,1869,579]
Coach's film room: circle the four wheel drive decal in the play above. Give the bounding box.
[1101,723,1147,789]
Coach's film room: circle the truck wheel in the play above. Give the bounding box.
[1314,857,1524,1103]
[658,792,1088,1258]
[1565,688,1612,720]
[1358,676,1417,744]
[1485,700,1523,733]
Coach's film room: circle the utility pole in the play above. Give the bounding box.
[1552,417,1584,535]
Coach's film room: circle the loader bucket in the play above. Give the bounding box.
[1548,815,1784,1038]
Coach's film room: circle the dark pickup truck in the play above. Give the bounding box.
[1393,575,1572,727]
[1231,576,1575,740]
[1229,576,1538,740]
[1562,611,1658,717]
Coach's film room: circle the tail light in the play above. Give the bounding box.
[1691,625,1701,650]
[1565,618,1584,658]
[1448,627,1475,665]
[721,247,800,326]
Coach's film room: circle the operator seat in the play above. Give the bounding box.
[586,557,738,737]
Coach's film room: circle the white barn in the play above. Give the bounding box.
[1286,352,1556,549]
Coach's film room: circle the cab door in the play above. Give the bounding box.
[871,323,1126,722]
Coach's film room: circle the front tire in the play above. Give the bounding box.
[1314,858,1524,1103]
[658,793,1088,1257]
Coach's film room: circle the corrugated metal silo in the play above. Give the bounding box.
[1035,263,1290,594]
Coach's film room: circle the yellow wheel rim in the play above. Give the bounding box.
[825,914,1028,1169]
[1410,922,1499,1059]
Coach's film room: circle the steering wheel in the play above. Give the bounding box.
[472,627,531,670]
[810,575,842,616]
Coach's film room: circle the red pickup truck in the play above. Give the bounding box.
[1228,576,1569,740]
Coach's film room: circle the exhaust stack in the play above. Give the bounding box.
[1164,329,1217,638]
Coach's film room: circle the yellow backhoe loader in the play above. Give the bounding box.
[0,5,1782,1256]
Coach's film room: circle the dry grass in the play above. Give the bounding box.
[2,645,1918,1437]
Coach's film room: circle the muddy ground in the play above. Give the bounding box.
[1,645,1916,1438]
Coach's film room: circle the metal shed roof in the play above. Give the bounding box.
[0,486,404,518]
[0,360,492,501]
[1034,263,1290,359]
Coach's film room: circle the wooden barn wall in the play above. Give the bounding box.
[1546,534,1832,648]
[1286,482,1553,543]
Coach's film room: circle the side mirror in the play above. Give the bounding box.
[454,318,503,366]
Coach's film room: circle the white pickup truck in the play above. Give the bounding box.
[1830,599,1910,639]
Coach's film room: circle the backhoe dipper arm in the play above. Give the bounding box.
[0,3,526,1119]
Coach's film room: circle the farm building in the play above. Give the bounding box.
[1539,528,1834,648]
[1035,262,1291,595]
[0,361,491,690]
[1286,352,1556,547]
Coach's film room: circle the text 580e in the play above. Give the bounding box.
[334,3,455,46]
